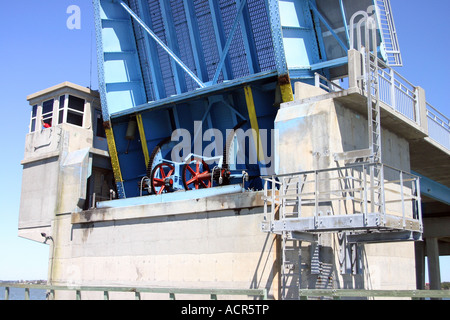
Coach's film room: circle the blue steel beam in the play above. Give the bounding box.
[118,0,206,89]
[93,0,109,122]
[413,171,450,206]
[111,70,277,118]
[267,0,288,77]
[310,0,327,63]
[339,0,350,43]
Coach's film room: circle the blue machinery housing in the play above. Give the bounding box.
[93,0,400,199]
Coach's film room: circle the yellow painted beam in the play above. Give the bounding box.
[280,82,294,103]
[244,86,264,163]
[136,113,150,166]
[105,126,123,183]
[278,74,294,103]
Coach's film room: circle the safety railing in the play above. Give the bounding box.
[298,289,450,300]
[367,53,418,123]
[314,72,344,93]
[427,102,450,150]
[0,283,267,300]
[262,162,422,235]
[354,51,450,151]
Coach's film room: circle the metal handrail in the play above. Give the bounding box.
[298,289,450,299]
[366,52,418,123]
[1,283,268,300]
[262,162,422,234]
[3,283,448,300]
[426,102,450,150]
[314,73,344,93]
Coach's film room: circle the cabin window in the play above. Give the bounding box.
[67,95,85,127]
[42,99,54,128]
[30,105,38,132]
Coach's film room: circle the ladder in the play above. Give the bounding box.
[281,234,301,300]
[361,17,385,221]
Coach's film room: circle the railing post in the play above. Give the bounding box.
[416,176,423,233]
[315,72,320,88]
[5,287,9,300]
[314,171,319,228]
[400,171,405,228]
[415,87,428,133]
[390,67,396,111]
[262,288,268,300]
[362,164,368,226]
[271,176,275,223]
[25,288,30,300]
[264,178,268,222]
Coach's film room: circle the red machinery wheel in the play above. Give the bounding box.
[182,157,212,190]
[150,162,175,195]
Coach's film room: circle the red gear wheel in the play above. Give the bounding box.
[150,162,175,195]
[182,157,212,190]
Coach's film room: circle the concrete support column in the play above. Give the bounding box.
[415,241,425,290]
[426,237,441,290]
[415,86,428,133]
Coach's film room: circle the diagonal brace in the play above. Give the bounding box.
[212,0,248,85]
[308,0,349,52]
[118,0,206,88]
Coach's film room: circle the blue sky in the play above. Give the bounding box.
[0,1,448,282]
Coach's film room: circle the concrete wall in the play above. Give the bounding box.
[50,191,276,300]
[19,123,106,243]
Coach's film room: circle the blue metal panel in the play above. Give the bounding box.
[183,0,209,83]
[132,0,166,101]
[95,0,147,116]
[279,0,321,73]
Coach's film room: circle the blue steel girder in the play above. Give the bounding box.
[413,172,450,206]
[267,0,289,77]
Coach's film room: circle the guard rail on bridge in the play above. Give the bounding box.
[0,283,267,300]
[317,50,450,152]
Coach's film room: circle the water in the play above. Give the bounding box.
[0,287,47,300]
